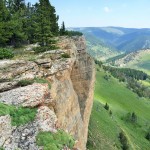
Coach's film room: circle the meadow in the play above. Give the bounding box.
[87,69,150,150]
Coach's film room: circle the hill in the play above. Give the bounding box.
[69,27,150,54]
[87,69,150,150]
[109,49,150,75]
[84,32,119,61]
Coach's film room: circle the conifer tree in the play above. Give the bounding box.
[35,0,53,46]
[60,21,66,35]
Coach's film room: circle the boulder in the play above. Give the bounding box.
[0,83,51,107]
[36,106,57,132]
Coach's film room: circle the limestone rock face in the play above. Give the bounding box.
[52,36,95,150]
[0,115,12,147]
[3,121,39,150]
[36,106,57,132]
[0,83,51,107]
[0,36,95,150]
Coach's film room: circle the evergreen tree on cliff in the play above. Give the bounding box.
[7,0,27,47]
[0,0,11,46]
[60,21,66,35]
[34,0,59,46]
[0,0,59,47]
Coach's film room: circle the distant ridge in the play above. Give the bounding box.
[69,27,150,53]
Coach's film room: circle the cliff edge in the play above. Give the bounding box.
[0,36,95,150]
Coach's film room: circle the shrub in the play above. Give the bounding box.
[33,47,50,53]
[61,53,70,58]
[36,130,75,150]
[104,103,109,110]
[0,48,14,59]
[10,107,37,126]
[124,112,137,124]
[34,78,51,89]
[119,131,129,150]
[17,79,34,87]
[17,78,51,89]
[33,45,59,53]
[64,30,83,36]
[0,103,37,126]
[145,132,150,141]
[109,110,112,116]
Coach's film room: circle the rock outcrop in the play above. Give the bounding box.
[0,36,95,150]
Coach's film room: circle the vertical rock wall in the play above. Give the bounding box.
[50,36,95,150]
[0,36,95,150]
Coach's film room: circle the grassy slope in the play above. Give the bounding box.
[124,51,150,75]
[87,70,150,150]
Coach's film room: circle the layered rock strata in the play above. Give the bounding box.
[0,36,95,150]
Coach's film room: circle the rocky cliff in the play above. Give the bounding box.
[0,36,95,150]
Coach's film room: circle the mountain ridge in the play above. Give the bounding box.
[69,27,150,53]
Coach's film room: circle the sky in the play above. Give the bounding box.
[27,0,150,28]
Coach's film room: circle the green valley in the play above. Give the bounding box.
[87,68,150,150]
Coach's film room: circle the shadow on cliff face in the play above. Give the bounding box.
[71,52,94,119]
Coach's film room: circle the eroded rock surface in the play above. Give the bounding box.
[0,115,12,147]
[0,83,50,107]
[0,36,95,150]
[36,106,57,132]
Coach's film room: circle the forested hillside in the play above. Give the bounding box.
[108,49,150,76]
[70,27,150,54]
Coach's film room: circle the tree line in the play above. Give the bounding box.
[95,60,150,98]
[103,65,150,98]
[0,0,82,48]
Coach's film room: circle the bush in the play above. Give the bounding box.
[33,45,59,53]
[0,103,37,126]
[145,132,150,141]
[63,30,83,36]
[17,79,34,87]
[61,53,70,58]
[36,130,75,150]
[0,48,14,59]
[124,112,137,124]
[34,78,51,89]
[119,131,129,150]
[17,78,51,89]
[104,103,109,110]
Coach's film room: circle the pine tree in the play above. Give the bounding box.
[0,0,12,46]
[0,0,59,47]
[34,0,53,46]
[145,132,150,141]
[49,5,59,35]
[60,21,66,35]
[131,112,137,123]
[104,103,109,110]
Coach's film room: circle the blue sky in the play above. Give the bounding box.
[28,0,150,28]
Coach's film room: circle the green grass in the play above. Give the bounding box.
[17,79,34,86]
[87,101,121,150]
[0,103,37,126]
[87,70,150,150]
[36,130,75,150]
[17,78,51,89]
[126,52,150,76]
[34,77,51,89]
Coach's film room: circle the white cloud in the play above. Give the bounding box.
[104,6,111,13]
